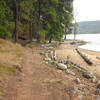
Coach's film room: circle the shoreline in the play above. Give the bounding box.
[55,43,100,76]
[62,39,100,53]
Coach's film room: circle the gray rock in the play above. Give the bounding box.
[78,95,83,100]
[58,60,63,63]
[66,69,75,76]
[97,80,100,88]
[57,63,67,70]
[92,76,97,83]
[96,89,100,95]
[68,85,77,96]
[78,84,86,91]
[45,57,51,61]
[83,70,94,79]
[18,77,22,82]
[40,51,45,55]
[75,78,81,84]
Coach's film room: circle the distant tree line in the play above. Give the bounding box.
[0,0,73,43]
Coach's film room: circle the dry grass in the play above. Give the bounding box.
[0,39,23,57]
[0,39,24,77]
[0,62,17,77]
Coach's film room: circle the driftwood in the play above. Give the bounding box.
[68,61,87,73]
[96,56,100,60]
[50,50,57,60]
[76,49,93,65]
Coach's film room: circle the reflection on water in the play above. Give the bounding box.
[66,34,100,52]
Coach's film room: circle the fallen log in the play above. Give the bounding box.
[69,61,87,73]
[96,56,100,60]
[67,61,95,79]
[50,50,57,60]
[76,49,93,65]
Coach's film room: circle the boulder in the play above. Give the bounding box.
[83,70,94,79]
[57,63,67,70]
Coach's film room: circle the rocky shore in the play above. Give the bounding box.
[40,42,100,100]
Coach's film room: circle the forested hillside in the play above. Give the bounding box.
[79,20,100,34]
[0,0,73,43]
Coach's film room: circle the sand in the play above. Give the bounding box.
[56,44,100,76]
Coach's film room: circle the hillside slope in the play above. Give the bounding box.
[79,20,100,34]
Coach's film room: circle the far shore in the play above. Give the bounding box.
[60,39,89,46]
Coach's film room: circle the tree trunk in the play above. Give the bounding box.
[29,21,33,42]
[37,0,41,42]
[64,34,67,40]
[14,0,19,42]
[49,37,52,43]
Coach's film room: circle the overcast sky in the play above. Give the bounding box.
[74,0,100,22]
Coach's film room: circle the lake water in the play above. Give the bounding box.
[66,34,100,52]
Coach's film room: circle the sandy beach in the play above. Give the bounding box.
[56,44,100,76]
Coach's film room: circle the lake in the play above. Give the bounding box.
[66,34,100,52]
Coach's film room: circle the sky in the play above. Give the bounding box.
[74,0,100,22]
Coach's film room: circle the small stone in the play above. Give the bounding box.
[68,85,77,96]
[78,84,86,90]
[57,70,62,73]
[66,69,75,76]
[96,89,100,95]
[97,80,100,88]
[78,95,83,100]
[45,61,49,64]
[57,63,67,70]
[83,70,94,79]
[15,64,22,72]
[92,76,97,83]
[18,77,22,82]
[40,51,45,55]
[45,57,51,61]
[75,78,81,84]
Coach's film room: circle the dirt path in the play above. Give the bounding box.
[1,48,70,100]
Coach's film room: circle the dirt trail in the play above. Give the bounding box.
[1,45,99,100]
[1,48,70,100]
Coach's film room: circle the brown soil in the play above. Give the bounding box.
[0,47,71,100]
[0,41,99,100]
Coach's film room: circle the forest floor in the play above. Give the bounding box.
[0,39,100,100]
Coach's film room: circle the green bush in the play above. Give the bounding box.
[51,60,57,65]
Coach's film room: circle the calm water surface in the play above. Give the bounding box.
[66,34,100,52]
